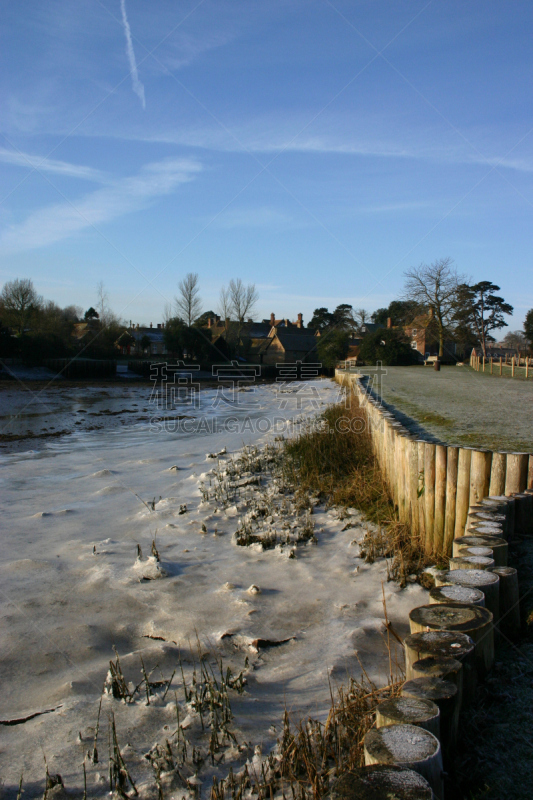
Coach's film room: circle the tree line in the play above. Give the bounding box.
[1,262,529,366]
[311,258,528,365]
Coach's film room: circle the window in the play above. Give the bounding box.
[411,342,418,349]
[412,329,417,337]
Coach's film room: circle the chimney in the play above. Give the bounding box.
[297,313,303,328]
[150,322,153,328]
[285,319,290,328]
[387,317,392,328]
[157,323,161,329]
[270,312,275,326]
[428,307,435,319]
[247,318,253,323]
[207,317,212,328]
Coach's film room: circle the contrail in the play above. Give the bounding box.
[120,0,145,109]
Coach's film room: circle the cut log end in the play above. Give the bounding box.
[409,603,493,634]
[430,584,485,606]
[409,603,494,678]
[402,676,457,704]
[411,655,463,683]
[364,724,443,799]
[376,697,440,738]
[330,764,433,799]
[449,555,495,571]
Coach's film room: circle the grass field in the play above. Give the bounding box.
[363,364,533,453]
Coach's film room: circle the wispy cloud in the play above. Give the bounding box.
[125,117,533,175]
[0,157,201,254]
[0,147,107,182]
[120,0,145,109]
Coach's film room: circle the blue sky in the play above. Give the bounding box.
[1,0,532,329]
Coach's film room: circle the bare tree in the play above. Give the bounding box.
[218,285,232,333]
[228,279,258,322]
[0,278,42,333]
[403,258,463,357]
[174,272,202,327]
[96,281,110,326]
[162,302,173,326]
[95,281,120,327]
[501,330,527,354]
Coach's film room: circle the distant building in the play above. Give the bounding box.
[129,323,167,356]
[403,311,456,361]
[201,312,318,363]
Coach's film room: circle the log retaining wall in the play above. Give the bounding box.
[335,368,533,557]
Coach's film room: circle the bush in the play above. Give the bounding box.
[359,328,417,366]
[316,330,350,367]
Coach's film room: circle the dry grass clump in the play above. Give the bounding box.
[211,668,403,800]
[284,393,432,586]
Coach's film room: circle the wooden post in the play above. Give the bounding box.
[409,603,494,678]
[512,357,515,377]
[404,630,475,703]
[505,452,529,495]
[411,656,463,690]
[331,765,434,799]
[418,440,427,549]
[433,445,447,556]
[424,443,436,554]
[527,358,529,379]
[454,448,472,537]
[435,569,500,624]
[489,452,507,496]
[401,677,460,763]
[430,584,485,606]
[490,357,493,374]
[363,725,443,799]
[409,439,420,537]
[528,455,533,490]
[398,435,409,523]
[453,535,507,566]
[514,492,533,535]
[449,554,495,571]
[492,567,520,639]
[500,356,502,375]
[443,446,459,554]
[375,696,440,739]
[469,449,492,506]
[482,355,485,371]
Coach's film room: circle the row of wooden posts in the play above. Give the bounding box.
[335,370,533,556]
[332,371,529,797]
[470,350,532,378]
[354,490,527,799]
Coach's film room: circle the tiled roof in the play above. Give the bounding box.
[275,333,318,351]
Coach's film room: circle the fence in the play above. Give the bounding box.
[470,350,533,378]
[335,369,533,557]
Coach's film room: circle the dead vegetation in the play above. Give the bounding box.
[210,664,404,800]
[283,392,434,586]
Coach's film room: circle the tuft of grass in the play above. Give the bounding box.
[283,394,432,585]
[211,657,404,800]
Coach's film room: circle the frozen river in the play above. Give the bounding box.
[0,379,427,798]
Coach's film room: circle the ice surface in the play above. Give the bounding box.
[0,380,428,796]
